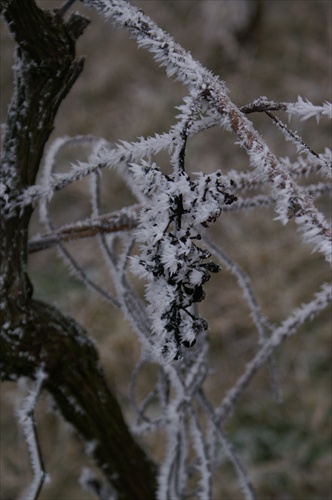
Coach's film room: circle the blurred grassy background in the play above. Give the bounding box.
[1,1,331,499]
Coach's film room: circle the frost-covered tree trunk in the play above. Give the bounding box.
[0,1,157,498]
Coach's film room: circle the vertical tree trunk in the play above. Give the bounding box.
[0,1,157,497]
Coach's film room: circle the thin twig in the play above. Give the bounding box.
[198,390,257,500]
[240,98,288,114]
[28,205,140,253]
[204,236,282,402]
[18,371,48,500]
[28,180,331,254]
[264,110,323,164]
[216,283,331,424]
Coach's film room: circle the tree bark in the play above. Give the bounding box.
[0,1,157,497]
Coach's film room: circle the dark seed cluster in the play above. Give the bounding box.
[130,161,237,361]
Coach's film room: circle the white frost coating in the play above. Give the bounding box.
[287,96,332,122]
[189,410,212,500]
[38,138,121,308]
[79,467,98,492]
[17,369,49,500]
[13,132,174,213]
[156,364,187,500]
[83,0,227,94]
[295,211,332,265]
[85,439,98,457]
[130,160,234,361]
[157,417,183,500]
[0,182,9,203]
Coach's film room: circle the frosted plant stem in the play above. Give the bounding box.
[14,112,328,216]
[17,370,48,500]
[170,91,204,179]
[39,141,120,307]
[216,283,332,424]
[28,205,140,253]
[129,357,147,422]
[129,357,162,429]
[204,236,281,402]
[26,181,330,253]
[265,111,327,168]
[90,167,152,340]
[189,407,212,500]
[158,417,183,500]
[217,424,256,500]
[198,391,257,500]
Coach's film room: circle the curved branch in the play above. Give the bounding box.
[1,298,157,499]
[28,204,140,253]
[27,180,331,254]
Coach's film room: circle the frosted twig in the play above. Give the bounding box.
[198,391,257,500]
[157,403,188,500]
[217,283,332,423]
[89,169,155,358]
[129,357,160,427]
[240,97,288,114]
[83,0,227,92]
[241,96,332,124]
[170,91,205,178]
[39,138,120,308]
[17,370,48,500]
[183,344,209,398]
[224,182,331,214]
[9,114,328,219]
[217,424,256,500]
[189,407,212,500]
[28,205,140,253]
[27,179,330,254]
[265,110,330,170]
[241,97,331,172]
[280,154,331,179]
[287,96,332,121]
[204,236,281,402]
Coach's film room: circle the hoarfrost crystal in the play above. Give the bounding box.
[130,162,236,361]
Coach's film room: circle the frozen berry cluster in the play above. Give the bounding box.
[130,161,236,361]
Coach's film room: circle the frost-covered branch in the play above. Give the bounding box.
[28,205,139,253]
[264,110,329,170]
[17,370,48,500]
[217,283,332,423]
[240,96,332,123]
[204,236,281,401]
